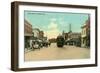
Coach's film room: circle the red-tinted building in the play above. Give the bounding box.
[24,20,33,48]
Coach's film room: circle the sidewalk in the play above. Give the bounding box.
[25,48,33,53]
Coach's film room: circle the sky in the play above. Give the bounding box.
[24,11,89,39]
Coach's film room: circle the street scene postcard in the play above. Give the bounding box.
[24,11,90,61]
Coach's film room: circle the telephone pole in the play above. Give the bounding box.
[69,24,72,33]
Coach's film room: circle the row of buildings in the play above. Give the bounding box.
[62,31,81,46]
[62,17,90,48]
[24,20,45,48]
[24,17,90,48]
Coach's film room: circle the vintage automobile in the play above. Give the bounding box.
[42,40,51,47]
[65,39,81,47]
[56,35,64,47]
[32,40,40,49]
[37,39,43,48]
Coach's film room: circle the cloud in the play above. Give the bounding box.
[44,18,59,39]
[45,29,59,39]
[48,21,57,30]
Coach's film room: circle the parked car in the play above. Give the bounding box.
[32,40,40,49]
[56,35,64,47]
[37,39,43,48]
[65,40,74,45]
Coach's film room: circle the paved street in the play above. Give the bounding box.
[25,43,90,61]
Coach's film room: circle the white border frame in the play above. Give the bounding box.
[18,5,96,68]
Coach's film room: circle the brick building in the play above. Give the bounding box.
[24,20,33,48]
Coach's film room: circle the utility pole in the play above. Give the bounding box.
[69,24,72,33]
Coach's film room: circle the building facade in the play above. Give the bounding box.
[39,31,44,39]
[33,28,40,39]
[81,18,90,48]
[62,27,81,46]
[24,20,33,48]
[68,32,81,40]
[33,28,44,40]
[66,32,81,46]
